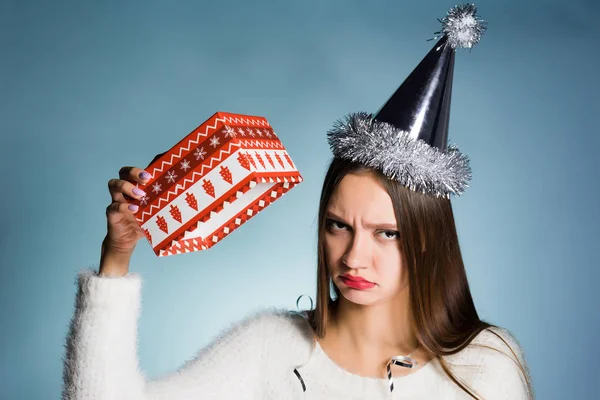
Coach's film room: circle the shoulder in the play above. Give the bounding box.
[468,326,525,360]
[230,307,314,336]
[186,307,315,372]
[446,326,532,399]
[221,307,315,356]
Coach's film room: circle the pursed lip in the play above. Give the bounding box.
[340,274,373,284]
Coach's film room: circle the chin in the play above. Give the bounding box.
[338,287,384,306]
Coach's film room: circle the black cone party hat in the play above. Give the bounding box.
[327,4,486,198]
[374,34,455,152]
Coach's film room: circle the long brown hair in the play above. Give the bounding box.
[306,157,533,399]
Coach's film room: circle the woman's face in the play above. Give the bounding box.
[324,172,407,306]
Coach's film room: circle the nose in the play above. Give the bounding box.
[341,231,371,270]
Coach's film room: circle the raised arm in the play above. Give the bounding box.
[62,165,268,399]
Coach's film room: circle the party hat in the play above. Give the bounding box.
[327,4,486,198]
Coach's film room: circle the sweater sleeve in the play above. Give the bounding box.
[62,269,268,400]
[468,327,533,400]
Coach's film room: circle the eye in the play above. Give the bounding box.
[325,218,348,231]
[379,230,400,240]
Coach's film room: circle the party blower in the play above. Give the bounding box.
[130,112,303,257]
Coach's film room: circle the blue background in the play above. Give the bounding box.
[1,0,598,398]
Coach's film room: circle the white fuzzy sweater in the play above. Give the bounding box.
[62,270,532,399]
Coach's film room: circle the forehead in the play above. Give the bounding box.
[328,173,396,222]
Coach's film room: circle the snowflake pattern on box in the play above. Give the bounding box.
[166,170,178,183]
[238,127,246,137]
[202,179,215,197]
[223,125,236,138]
[170,204,182,223]
[156,215,168,234]
[152,182,162,194]
[194,147,207,161]
[247,128,255,137]
[185,192,198,211]
[180,159,191,171]
[220,166,232,184]
[209,135,220,148]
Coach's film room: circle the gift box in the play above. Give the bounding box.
[132,112,303,257]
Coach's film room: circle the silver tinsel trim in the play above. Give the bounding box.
[326,112,472,198]
[437,3,486,49]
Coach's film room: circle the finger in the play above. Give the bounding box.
[108,178,147,203]
[135,223,146,238]
[108,179,126,203]
[119,166,152,185]
[106,201,140,222]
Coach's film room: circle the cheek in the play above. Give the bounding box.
[324,235,345,269]
[377,247,405,280]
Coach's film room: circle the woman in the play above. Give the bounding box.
[62,159,532,400]
[62,5,533,399]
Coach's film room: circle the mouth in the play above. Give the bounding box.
[339,275,376,290]
[340,274,373,284]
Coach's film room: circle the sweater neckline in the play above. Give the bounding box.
[301,339,437,395]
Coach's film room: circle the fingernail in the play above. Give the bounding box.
[139,171,151,180]
[128,204,139,212]
[133,187,146,196]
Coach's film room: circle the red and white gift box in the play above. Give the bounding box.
[132,112,302,257]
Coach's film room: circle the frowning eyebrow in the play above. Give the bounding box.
[326,211,398,230]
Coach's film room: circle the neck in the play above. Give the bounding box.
[329,290,419,357]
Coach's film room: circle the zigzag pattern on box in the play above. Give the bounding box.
[149,114,270,180]
[197,183,253,223]
[152,174,303,249]
[149,117,225,176]
[222,116,270,127]
[160,237,208,256]
[160,181,294,256]
[237,139,283,149]
[205,182,292,248]
[155,178,257,254]
[175,173,301,235]
[256,173,303,184]
[167,214,202,246]
[138,142,240,222]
